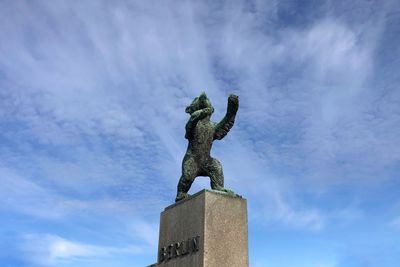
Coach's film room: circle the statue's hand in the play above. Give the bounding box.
[191,109,202,119]
[228,94,239,113]
[191,107,214,120]
[202,107,214,116]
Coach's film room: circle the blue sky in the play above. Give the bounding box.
[0,0,399,266]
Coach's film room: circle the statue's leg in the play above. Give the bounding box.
[205,158,234,194]
[175,156,198,202]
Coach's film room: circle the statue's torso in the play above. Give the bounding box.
[187,118,214,163]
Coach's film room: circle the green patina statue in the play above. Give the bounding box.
[175,92,239,202]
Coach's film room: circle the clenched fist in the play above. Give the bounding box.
[228,94,239,113]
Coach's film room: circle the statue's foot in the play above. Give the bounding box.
[175,192,191,202]
[213,186,235,196]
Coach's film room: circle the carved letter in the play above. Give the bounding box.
[167,244,174,259]
[192,235,200,252]
[159,246,167,262]
[180,240,189,255]
[174,242,181,257]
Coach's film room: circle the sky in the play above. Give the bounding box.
[0,0,399,266]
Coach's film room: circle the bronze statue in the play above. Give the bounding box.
[175,92,239,202]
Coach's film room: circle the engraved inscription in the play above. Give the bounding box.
[159,236,200,262]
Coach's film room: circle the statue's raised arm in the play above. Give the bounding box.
[214,94,239,140]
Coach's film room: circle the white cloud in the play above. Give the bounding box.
[20,234,141,265]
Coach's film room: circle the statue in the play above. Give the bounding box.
[175,92,239,202]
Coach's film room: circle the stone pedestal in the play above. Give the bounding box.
[153,189,248,267]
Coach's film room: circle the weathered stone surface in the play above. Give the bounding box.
[156,189,248,267]
[204,191,248,267]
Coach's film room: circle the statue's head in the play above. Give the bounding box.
[185,92,214,115]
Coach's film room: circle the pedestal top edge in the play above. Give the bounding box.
[164,189,245,211]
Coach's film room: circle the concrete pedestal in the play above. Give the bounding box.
[152,189,248,267]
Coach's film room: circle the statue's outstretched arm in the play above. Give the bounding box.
[214,94,239,140]
[185,107,214,139]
